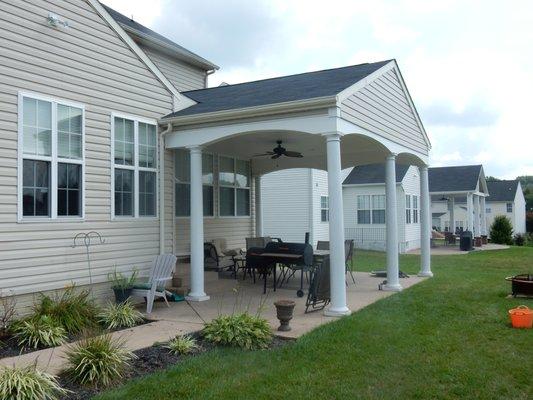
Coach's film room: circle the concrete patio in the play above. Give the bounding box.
[408,243,510,255]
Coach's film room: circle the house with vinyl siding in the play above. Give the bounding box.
[1,0,433,315]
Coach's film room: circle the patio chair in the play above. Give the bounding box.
[131,254,177,314]
[316,240,329,251]
[345,239,356,284]
[204,238,240,271]
[305,255,331,313]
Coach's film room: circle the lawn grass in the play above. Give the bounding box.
[96,247,533,400]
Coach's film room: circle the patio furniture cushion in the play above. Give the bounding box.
[133,282,166,291]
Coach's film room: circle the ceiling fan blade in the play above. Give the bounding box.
[252,152,275,157]
[284,151,303,158]
[271,154,282,159]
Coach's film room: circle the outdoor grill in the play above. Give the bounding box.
[506,274,533,297]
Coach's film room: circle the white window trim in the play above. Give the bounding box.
[173,149,215,219]
[320,195,329,222]
[412,195,419,224]
[356,194,386,225]
[217,155,251,218]
[17,91,86,222]
[405,194,412,224]
[110,112,158,220]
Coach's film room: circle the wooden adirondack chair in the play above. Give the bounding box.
[131,254,177,313]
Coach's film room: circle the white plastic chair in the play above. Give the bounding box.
[131,254,177,313]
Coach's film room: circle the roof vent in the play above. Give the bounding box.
[218,82,229,86]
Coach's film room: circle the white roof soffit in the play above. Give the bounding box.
[86,0,196,112]
[336,59,432,150]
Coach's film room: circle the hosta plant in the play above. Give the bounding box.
[202,312,272,350]
[12,315,67,349]
[98,301,144,330]
[63,333,135,388]
[165,335,198,355]
[0,364,68,400]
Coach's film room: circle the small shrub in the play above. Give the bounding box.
[12,315,67,349]
[98,301,143,330]
[0,290,17,339]
[63,333,135,388]
[489,215,513,245]
[165,335,198,355]
[33,286,99,334]
[108,267,138,291]
[513,233,525,246]
[0,364,68,400]
[202,312,272,350]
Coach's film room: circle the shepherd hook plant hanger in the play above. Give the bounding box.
[72,231,106,288]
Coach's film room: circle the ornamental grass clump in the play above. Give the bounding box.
[164,335,198,355]
[12,315,67,349]
[98,301,144,330]
[63,333,135,388]
[202,312,272,350]
[33,286,99,334]
[0,364,68,400]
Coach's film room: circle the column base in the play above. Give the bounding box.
[186,294,210,302]
[382,283,403,292]
[324,306,351,317]
[418,270,433,277]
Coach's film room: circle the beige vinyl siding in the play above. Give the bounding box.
[311,169,329,245]
[340,69,428,156]
[0,0,175,308]
[140,46,206,92]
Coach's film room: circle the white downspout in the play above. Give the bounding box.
[159,123,172,254]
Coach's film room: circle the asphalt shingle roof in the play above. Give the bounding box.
[428,165,482,193]
[162,60,392,118]
[486,180,519,202]
[342,163,410,185]
[102,3,216,69]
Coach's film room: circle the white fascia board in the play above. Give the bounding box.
[336,59,432,151]
[342,183,400,187]
[429,190,473,195]
[86,0,196,112]
[160,96,337,126]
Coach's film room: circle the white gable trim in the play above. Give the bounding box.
[336,60,431,150]
[86,0,196,112]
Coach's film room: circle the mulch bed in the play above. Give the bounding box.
[59,333,292,400]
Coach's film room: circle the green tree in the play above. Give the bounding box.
[490,215,514,245]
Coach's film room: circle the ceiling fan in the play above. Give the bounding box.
[253,140,303,159]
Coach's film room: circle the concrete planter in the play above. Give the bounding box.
[274,300,296,331]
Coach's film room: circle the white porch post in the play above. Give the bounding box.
[466,193,474,233]
[419,165,433,277]
[383,154,402,291]
[474,195,481,237]
[449,196,455,233]
[186,146,209,301]
[480,196,487,236]
[324,133,350,316]
[254,176,263,237]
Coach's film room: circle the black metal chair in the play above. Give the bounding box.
[305,255,331,313]
[345,239,356,284]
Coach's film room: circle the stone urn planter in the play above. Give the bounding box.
[274,300,296,332]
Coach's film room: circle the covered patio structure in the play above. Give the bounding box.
[159,59,433,316]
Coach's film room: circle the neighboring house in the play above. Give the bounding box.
[429,165,489,237]
[1,0,432,314]
[485,180,526,234]
[342,164,421,253]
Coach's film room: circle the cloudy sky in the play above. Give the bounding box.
[104,0,532,178]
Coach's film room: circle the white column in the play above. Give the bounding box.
[383,154,402,291]
[474,195,481,237]
[466,193,474,233]
[480,196,487,236]
[254,176,263,237]
[419,165,433,277]
[324,133,350,316]
[186,146,209,301]
[159,134,166,254]
[449,196,455,233]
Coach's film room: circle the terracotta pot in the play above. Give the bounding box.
[481,235,488,245]
[274,300,296,332]
[474,237,482,247]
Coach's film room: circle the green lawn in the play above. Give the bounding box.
[97,248,533,400]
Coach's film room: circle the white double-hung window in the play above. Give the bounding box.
[18,93,84,220]
[219,156,250,217]
[112,114,157,218]
[412,195,419,223]
[357,195,385,224]
[320,196,329,222]
[405,195,412,224]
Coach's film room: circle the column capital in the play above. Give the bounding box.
[186,145,202,153]
[386,153,397,161]
[419,164,429,172]
[322,131,344,141]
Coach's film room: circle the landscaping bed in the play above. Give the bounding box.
[59,333,291,400]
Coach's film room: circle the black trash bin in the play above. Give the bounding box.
[460,231,473,251]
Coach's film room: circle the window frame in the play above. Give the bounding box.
[17,91,85,222]
[356,194,386,225]
[173,149,215,219]
[320,196,329,222]
[412,195,419,224]
[110,112,158,220]
[405,194,412,224]
[506,202,513,213]
[218,155,251,218]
